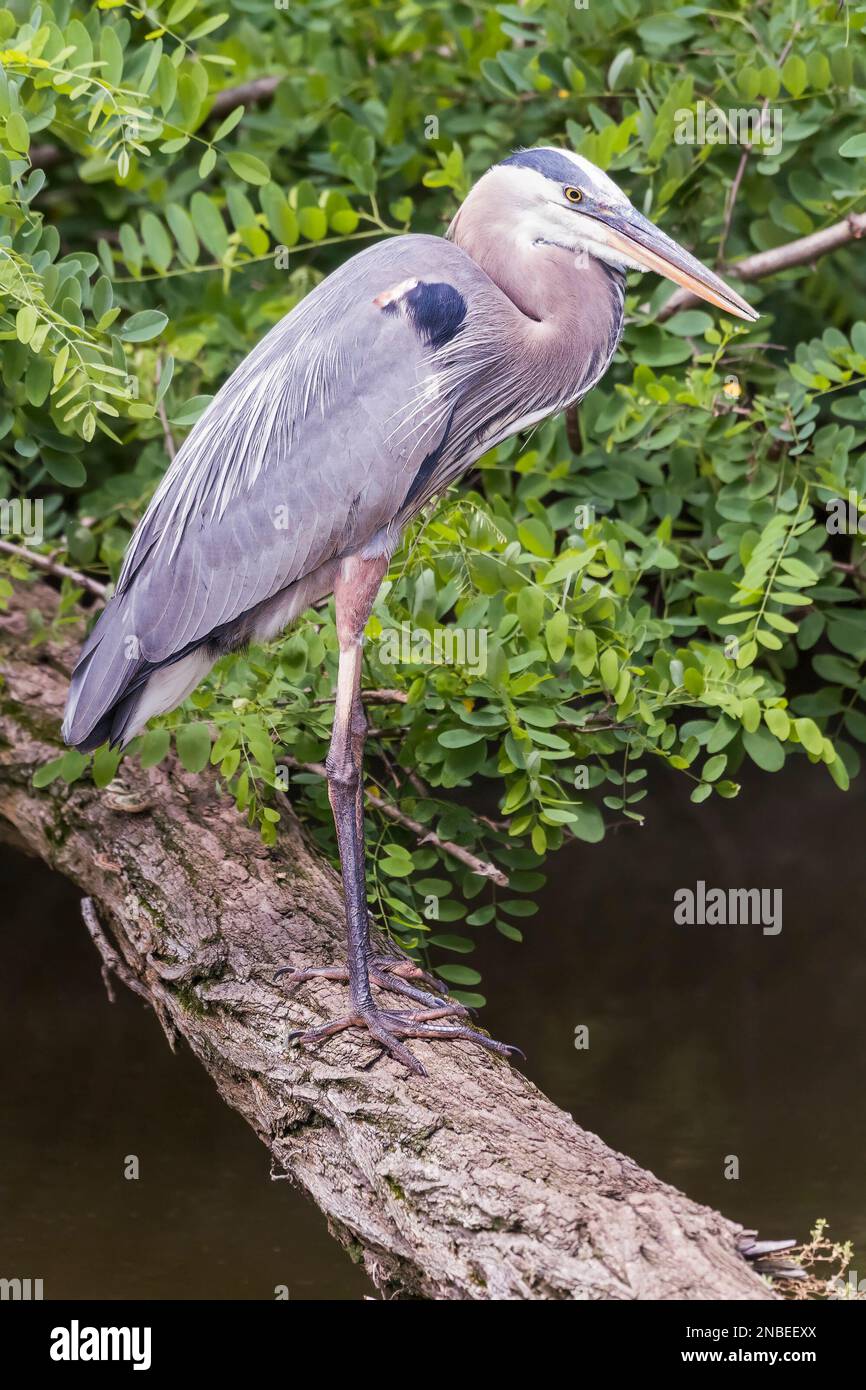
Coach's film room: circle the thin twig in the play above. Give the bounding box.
[314,688,409,706]
[31,76,284,169]
[0,539,109,600]
[155,357,176,461]
[81,896,152,1005]
[80,897,178,1049]
[279,754,509,887]
[717,143,752,267]
[716,25,800,265]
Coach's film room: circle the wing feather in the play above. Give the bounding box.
[62,235,489,747]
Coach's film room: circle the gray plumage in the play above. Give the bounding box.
[63,147,753,754]
[62,146,759,1075]
[63,226,621,748]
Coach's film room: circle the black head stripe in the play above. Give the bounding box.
[501,147,587,188]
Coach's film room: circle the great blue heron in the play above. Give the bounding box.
[63,148,757,1075]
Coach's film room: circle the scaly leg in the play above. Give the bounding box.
[278,553,521,1077]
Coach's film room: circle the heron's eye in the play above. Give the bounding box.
[564,186,583,204]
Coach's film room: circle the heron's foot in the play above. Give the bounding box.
[368,953,452,998]
[286,1004,523,1078]
[275,958,461,1014]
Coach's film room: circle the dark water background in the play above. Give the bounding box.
[1,756,863,1299]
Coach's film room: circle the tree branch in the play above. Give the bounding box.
[207,75,282,118]
[0,539,109,600]
[0,580,778,1301]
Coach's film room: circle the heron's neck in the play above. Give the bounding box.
[452,215,623,345]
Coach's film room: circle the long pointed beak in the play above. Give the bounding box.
[591,207,759,322]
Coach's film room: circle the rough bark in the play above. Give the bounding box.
[0,583,776,1301]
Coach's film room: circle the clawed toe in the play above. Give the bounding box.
[274,958,470,1016]
[277,951,521,1074]
[369,955,448,995]
[276,965,340,987]
[285,1001,523,1076]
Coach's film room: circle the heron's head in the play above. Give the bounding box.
[450,147,758,322]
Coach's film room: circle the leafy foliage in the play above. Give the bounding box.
[3,0,866,999]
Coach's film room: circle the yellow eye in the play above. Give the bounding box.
[564,186,583,204]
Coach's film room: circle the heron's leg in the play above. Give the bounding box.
[280,554,522,1076]
[274,568,463,1013]
[326,629,376,1014]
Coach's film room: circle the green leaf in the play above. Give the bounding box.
[794,717,823,756]
[764,708,790,740]
[170,395,212,427]
[379,857,413,877]
[545,610,569,662]
[839,134,866,159]
[428,934,474,953]
[141,212,173,274]
[664,310,713,337]
[743,728,785,772]
[499,898,538,917]
[599,648,618,690]
[15,305,36,344]
[436,964,481,986]
[190,191,228,258]
[516,585,544,639]
[120,310,168,343]
[187,12,229,41]
[212,105,245,143]
[439,728,484,748]
[260,184,299,246]
[92,744,121,788]
[43,455,86,487]
[517,518,554,557]
[33,756,66,789]
[59,749,88,783]
[298,206,328,240]
[702,754,727,782]
[4,112,29,154]
[781,54,807,98]
[572,628,597,677]
[226,151,270,186]
[139,728,171,768]
[827,755,850,791]
[175,722,212,773]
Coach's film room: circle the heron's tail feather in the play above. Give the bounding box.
[61,596,210,751]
